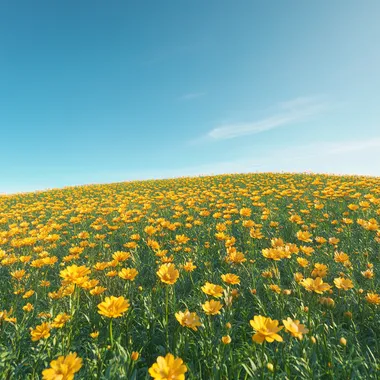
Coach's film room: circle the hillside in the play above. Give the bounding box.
[0,173,379,379]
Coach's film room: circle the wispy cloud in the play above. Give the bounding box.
[206,96,326,140]
[327,139,380,154]
[150,137,379,179]
[183,137,380,177]
[179,92,206,100]
[104,137,380,181]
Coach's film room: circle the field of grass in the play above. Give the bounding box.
[0,172,379,379]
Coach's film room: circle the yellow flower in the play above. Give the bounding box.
[157,263,179,285]
[124,241,138,249]
[144,225,157,236]
[221,335,231,344]
[334,277,354,291]
[319,297,335,308]
[300,277,332,294]
[148,353,187,380]
[311,263,328,278]
[361,269,374,279]
[23,303,34,312]
[31,322,51,341]
[201,282,224,298]
[201,300,223,315]
[0,308,15,323]
[240,208,251,217]
[262,248,288,261]
[90,286,107,296]
[340,337,347,346]
[80,279,99,290]
[42,352,82,380]
[315,236,327,244]
[175,310,202,331]
[10,269,27,281]
[296,230,312,243]
[60,264,91,285]
[93,262,108,271]
[23,290,35,299]
[334,252,349,263]
[97,296,130,318]
[175,234,190,244]
[221,273,240,285]
[131,351,139,361]
[365,292,380,305]
[183,261,196,272]
[106,270,118,277]
[51,313,71,328]
[250,316,283,344]
[269,284,281,294]
[226,250,247,264]
[329,237,340,245]
[90,331,99,338]
[282,317,309,340]
[297,258,309,268]
[112,251,131,262]
[118,268,138,281]
[300,246,314,256]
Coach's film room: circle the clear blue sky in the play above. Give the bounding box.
[1,1,380,193]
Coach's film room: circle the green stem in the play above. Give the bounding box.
[261,342,266,380]
[109,319,114,347]
[76,286,80,312]
[308,295,313,331]
[165,286,169,349]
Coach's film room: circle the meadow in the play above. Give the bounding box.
[0,172,379,379]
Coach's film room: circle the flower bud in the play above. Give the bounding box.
[222,335,231,344]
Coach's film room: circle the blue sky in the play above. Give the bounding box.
[1,1,380,193]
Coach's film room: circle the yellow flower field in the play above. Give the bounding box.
[0,173,379,379]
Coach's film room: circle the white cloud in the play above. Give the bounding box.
[327,139,380,154]
[146,137,380,179]
[105,137,380,181]
[282,138,380,176]
[279,96,322,110]
[180,92,206,100]
[206,96,326,140]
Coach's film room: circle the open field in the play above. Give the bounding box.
[0,173,379,379]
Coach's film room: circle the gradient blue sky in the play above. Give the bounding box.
[1,1,380,193]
